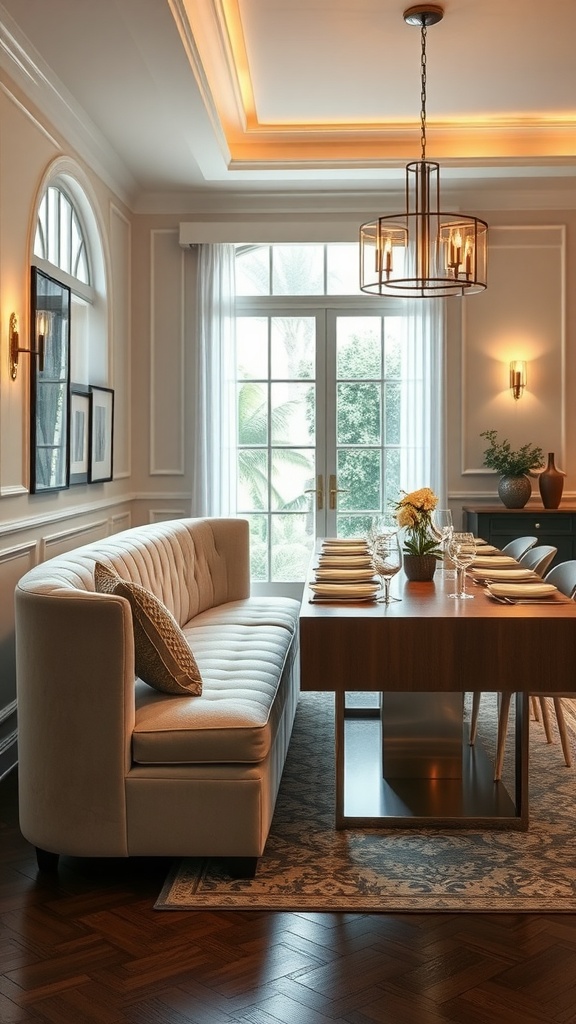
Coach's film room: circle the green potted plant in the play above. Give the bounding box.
[480,430,544,508]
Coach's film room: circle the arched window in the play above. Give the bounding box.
[34,185,90,284]
[33,171,108,385]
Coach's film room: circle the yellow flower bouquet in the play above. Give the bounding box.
[391,487,443,558]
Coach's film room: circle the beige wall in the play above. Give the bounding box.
[1,61,575,776]
[446,210,576,526]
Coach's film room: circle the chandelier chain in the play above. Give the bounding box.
[420,20,427,161]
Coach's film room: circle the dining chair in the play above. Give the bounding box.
[526,560,576,766]
[500,536,537,560]
[470,548,573,782]
[544,559,576,599]
[518,544,558,577]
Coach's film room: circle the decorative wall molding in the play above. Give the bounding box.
[110,202,132,479]
[110,512,131,534]
[460,224,565,479]
[0,540,38,566]
[149,509,188,523]
[149,229,186,477]
[0,494,137,539]
[40,518,109,562]
[0,17,135,203]
[0,699,17,726]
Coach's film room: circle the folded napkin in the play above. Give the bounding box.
[472,567,537,581]
[487,582,558,599]
[315,567,377,582]
[310,581,379,601]
[473,544,501,555]
[474,537,488,545]
[471,555,519,567]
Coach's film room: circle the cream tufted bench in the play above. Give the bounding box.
[15,518,300,877]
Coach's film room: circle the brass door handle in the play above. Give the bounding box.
[304,474,324,511]
[329,474,349,510]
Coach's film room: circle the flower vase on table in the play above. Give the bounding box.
[391,487,443,583]
[403,553,438,582]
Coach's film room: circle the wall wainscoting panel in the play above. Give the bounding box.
[0,699,18,781]
[149,508,189,524]
[150,229,185,477]
[458,224,566,489]
[110,512,132,534]
[110,203,132,479]
[40,518,110,562]
[0,541,39,778]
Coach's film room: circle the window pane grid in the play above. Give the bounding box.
[237,311,316,581]
[34,184,91,286]
[235,247,413,580]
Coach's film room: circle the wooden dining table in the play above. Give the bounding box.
[298,546,576,830]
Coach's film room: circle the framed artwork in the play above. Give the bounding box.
[89,386,114,483]
[30,267,71,493]
[69,384,90,484]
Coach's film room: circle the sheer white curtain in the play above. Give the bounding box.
[191,244,237,517]
[400,297,447,504]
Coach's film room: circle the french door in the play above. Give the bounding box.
[236,302,407,596]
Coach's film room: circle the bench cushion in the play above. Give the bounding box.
[132,597,299,766]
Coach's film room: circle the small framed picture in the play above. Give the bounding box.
[89,386,114,483]
[69,384,90,484]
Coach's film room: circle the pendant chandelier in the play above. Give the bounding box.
[360,4,488,298]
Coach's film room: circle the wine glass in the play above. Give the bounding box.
[447,531,476,599]
[366,514,390,547]
[370,518,402,604]
[432,509,454,575]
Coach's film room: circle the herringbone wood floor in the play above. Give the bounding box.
[3,767,576,1024]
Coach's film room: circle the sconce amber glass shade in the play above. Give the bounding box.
[510,360,527,400]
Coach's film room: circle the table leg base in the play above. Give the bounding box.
[335,693,529,830]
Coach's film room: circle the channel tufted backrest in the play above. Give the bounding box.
[15,517,250,625]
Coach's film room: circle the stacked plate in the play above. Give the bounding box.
[311,538,379,602]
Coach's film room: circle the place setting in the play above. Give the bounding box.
[484,580,562,605]
[460,538,565,603]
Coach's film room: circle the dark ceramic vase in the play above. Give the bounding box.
[539,452,565,509]
[403,554,437,582]
[497,474,532,509]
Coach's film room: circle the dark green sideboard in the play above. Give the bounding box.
[462,506,576,570]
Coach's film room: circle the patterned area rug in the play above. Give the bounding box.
[155,691,576,912]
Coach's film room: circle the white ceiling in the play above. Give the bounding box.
[1,0,576,209]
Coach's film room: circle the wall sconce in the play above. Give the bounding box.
[10,310,47,381]
[509,360,527,400]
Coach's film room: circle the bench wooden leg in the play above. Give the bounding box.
[36,848,59,872]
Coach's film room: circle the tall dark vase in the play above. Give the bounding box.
[539,452,565,509]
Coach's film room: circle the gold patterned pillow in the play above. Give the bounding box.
[94,564,202,696]
[94,560,121,593]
